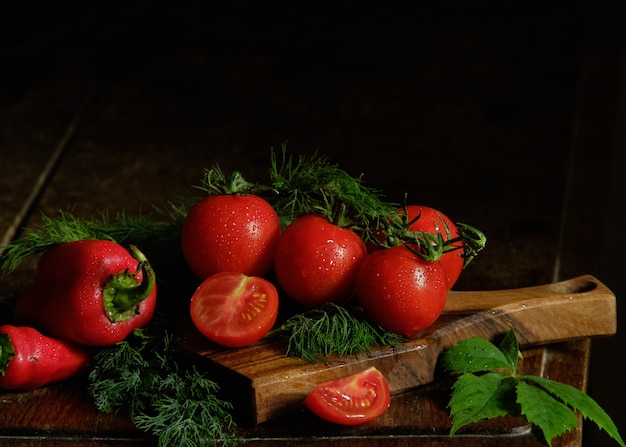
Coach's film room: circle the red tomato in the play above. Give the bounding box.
[181,194,281,280]
[273,214,368,307]
[356,245,447,337]
[403,205,464,289]
[304,367,391,425]
[190,272,279,348]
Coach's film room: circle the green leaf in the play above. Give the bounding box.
[516,380,579,446]
[448,372,518,435]
[442,336,510,374]
[523,375,626,447]
[498,328,522,373]
[442,327,625,446]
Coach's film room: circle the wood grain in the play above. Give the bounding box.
[176,275,616,424]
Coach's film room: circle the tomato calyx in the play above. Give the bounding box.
[369,205,486,268]
[327,202,352,228]
[367,216,449,262]
[398,206,458,261]
[197,166,256,196]
[455,222,488,268]
[399,205,487,268]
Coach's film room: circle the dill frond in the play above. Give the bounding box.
[0,207,185,275]
[271,303,405,362]
[88,326,236,447]
[268,146,399,233]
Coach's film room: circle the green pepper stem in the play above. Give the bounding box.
[0,334,16,375]
[103,245,156,323]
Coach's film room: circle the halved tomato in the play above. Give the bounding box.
[303,367,391,425]
[190,272,279,348]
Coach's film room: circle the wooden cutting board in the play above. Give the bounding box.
[175,275,616,425]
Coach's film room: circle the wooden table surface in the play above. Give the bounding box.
[1,2,624,446]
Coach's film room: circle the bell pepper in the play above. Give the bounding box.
[14,240,157,346]
[0,325,92,390]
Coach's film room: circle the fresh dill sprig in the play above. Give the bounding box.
[0,207,185,275]
[267,146,399,233]
[133,370,236,447]
[265,147,486,263]
[88,326,236,447]
[269,303,405,362]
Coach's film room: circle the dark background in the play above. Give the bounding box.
[1,2,624,445]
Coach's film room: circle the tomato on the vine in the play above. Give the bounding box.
[402,205,464,289]
[355,245,447,337]
[190,272,279,348]
[181,194,281,280]
[304,367,391,425]
[273,214,368,308]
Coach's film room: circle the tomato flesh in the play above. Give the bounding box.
[304,367,390,425]
[356,245,448,337]
[181,194,281,280]
[273,214,367,307]
[190,272,279,347]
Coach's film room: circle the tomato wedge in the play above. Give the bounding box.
[190,272,279,348]
[304,367,391,425]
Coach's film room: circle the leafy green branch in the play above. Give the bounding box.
[441,328,625,447]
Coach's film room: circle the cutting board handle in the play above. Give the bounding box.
[440,274,616,347]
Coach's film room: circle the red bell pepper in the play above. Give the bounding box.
[14,240,157,346]
[0,325,92,390]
